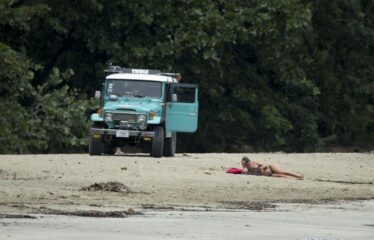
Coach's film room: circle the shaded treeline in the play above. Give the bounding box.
[0,0,373,153]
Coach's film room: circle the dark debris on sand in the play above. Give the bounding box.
[0,214,36,219]
[220,201,277,211]
[80,182,132,193]
[38,207,141,218]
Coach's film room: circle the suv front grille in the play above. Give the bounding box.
[112,113,137,123]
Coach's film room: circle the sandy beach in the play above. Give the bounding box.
[0,153,373,215]
[1,153,374,239]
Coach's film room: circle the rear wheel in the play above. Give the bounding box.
[163,132,176,157]
[151,126,164,158]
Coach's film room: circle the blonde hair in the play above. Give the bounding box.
[242,156,250,163]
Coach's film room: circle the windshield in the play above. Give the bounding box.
[106,79,162,98]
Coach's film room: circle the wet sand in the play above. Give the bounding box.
[1,200,373,240]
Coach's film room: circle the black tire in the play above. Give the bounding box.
[151,126,164,158]
[89,130,102,155]
[163,132,176,157]
[89,122,116,156]
[103,143,116,155]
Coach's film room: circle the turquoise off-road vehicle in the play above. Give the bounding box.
[89,65,198,157]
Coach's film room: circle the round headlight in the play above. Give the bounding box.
[137,114,147,130]
[105,112,112,121]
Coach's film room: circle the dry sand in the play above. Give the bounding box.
[0,153,373,215]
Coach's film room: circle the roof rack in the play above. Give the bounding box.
[105,64,161,76]
[159,73,182,81]
[104,63,182,81]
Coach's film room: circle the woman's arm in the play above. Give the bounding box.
[253,160,266,167]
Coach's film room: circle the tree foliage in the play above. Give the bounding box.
[0,0,373,153]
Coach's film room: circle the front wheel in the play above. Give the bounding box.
[102,142,116,155]
[89,123,116,155]
[163,132,176,157]
[151,126,164,158]
[89,131,102,155]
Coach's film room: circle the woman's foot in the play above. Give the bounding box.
[296,175,304,180]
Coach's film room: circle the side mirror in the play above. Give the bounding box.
[172,93,178,102]
[95,91,101,99]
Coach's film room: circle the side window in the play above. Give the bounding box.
[173,87,195,103]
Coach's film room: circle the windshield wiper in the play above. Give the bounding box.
[133,94,145,98]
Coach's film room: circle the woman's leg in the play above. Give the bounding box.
[260,165,272,176]
[270,173,297,179]
[269,163,304,179]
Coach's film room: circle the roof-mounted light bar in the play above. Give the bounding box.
[105,65,161,75]
[104,63,182,81]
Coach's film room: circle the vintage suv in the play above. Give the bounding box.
[89,65,198,157]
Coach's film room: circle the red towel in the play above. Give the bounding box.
[226,168,243,174]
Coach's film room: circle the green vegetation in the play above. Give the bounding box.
[0,0,373,153]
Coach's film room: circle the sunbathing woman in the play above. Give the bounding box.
[241,156,304,180]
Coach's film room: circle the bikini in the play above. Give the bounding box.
[249,167,262,176]
[245,161,261,176]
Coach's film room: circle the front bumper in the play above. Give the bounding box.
[90,128,155,137]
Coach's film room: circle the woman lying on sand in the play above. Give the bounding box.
[241,156,304,180]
